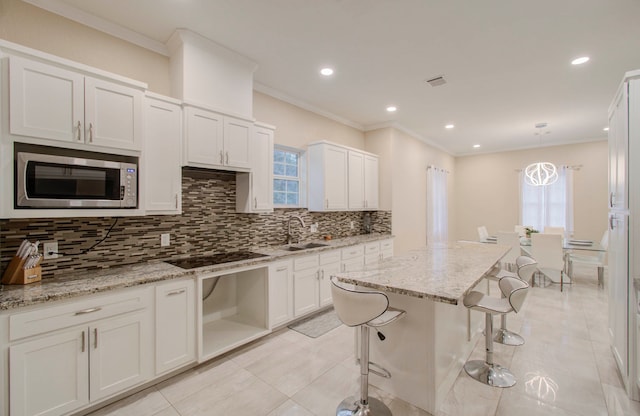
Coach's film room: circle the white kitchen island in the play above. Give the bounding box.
[334,241,510,414]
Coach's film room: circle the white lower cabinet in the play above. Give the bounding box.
[7,287,153,416]
[294,254,321,317]
[319,251,341,307]
[341,245,365,272]
[155,279,196,375]
[269,261,294,328]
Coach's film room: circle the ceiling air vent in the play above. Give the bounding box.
[425,75,447,87]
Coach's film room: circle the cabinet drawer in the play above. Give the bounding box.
[365,243,380,255]
[9,286,152,341]
[380,239,393,251]
[294,255,320,271]
[342,245,365,260]
[319,250,341,265]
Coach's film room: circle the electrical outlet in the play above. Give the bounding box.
[43,242,58,259]
[310,223,318,233]
[160,233,170,247]
[350,221,354,230]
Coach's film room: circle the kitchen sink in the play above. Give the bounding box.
[282,242,328,251]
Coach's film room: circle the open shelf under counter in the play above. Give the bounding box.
[198,266,270,362]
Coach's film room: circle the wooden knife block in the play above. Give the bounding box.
[1,256,42,285]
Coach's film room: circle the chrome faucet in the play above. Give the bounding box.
[286,215,306,245]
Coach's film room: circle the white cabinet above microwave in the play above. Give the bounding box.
[8,56,144,152]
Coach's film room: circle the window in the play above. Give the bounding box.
[520,166,574,235]
[273,146,301,206]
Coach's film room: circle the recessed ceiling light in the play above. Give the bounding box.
[320,67,334,76]
[603,127,609,131]
[445,124,455,129]
[473,144,481,148]
[571,56,590,65]
[386,106,397,112]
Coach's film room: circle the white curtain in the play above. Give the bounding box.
[520,166,574,236]
[427,167,448,246]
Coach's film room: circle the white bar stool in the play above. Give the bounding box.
[330,276,406,416]
[463,276,529,387]
[493,257,537,346]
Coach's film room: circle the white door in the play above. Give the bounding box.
[89,311,151,401]
[184,107,225,167]
[364,154,379,209]
[10,328,89,416]
[155,279,196,375]
[294,268,320,317]
[84,77,143,151]
[9,56,84,143]
[269,262,294,327]
[252,126,274,211]
[144,97,182,213]
[609,213,629,379]
[324,145,348,210]
[348,150,365,209]
[223,117,252,169]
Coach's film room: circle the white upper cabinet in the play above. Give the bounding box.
[308,142,349,211]
[9,56,143,152]
[184,105,252,171]
[348,151,379,210]
[608,82,629,211]
[310,141,379,212]
[144,95,182,214]
[237,123,274,213]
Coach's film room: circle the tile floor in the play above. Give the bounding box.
[87,265,640,416]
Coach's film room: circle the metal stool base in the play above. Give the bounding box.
[493,328,525,346]
[336,396,392,416]
[464,360,516,388]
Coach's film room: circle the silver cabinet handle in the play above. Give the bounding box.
[254,197,257,209]
[81,330,86,352]
[276,266,287,272]
[321,269,325,280]
[220,150,224,164]
[94,328,98,349]
[167,289,186,296]
[175,194,179,209]
[225,152,229,164]
[74,307,102,315]
[316,270,320,280]
[326,199,329,209]
[76,121,82,141]
[610,192,615,208]
[88,122,94,142]
[610,215,616,230]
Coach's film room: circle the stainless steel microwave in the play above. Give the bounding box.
[15,143,138,209]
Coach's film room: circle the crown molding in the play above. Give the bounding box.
[23,0,170,56]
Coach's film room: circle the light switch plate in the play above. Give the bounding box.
[43,242,58,259]
[310,223,318,233]
[160,233,170,247]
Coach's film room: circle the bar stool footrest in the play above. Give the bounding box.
[493,328,525,346]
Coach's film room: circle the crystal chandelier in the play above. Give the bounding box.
[524,123,558,186]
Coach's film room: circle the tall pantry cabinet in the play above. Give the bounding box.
[607,69,640,400]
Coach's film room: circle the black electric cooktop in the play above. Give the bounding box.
[167,251,268,269]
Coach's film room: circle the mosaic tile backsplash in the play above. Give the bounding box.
[1,168,391,278]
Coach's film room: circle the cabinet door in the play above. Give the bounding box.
[269,262,294,327]
[364,154,379,209]
[89,311,152,401]
[9,56,84,143]
[145,97,182,213]
[324,145,349,210]
[380,239,394,259]
[223,117,252,169]
[184,107,225,167]
[348,151,365,210]
[10,328,89,416]
[609,213,629,378]
[84,77,143,151]
[294,268,320,317]
[252,126,274,211]
[155,279,196,375]
[342,257,364,273]
[319,262,340,307]
[608,84,628,210]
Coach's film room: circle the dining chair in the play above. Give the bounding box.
[477,226,489,242]
[497,231,520,271]
[567,230,608,287]
[531,233,568,291]
[543,226,565,237]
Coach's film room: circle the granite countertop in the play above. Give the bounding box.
[0,233,393,311]
[334,241,510,305]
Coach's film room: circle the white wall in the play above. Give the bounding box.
[455,140,608,242]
